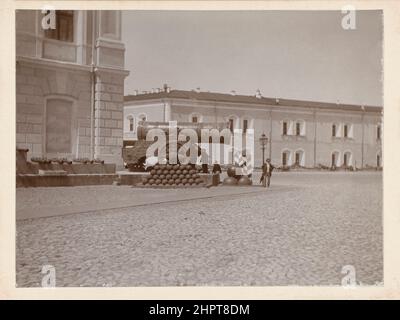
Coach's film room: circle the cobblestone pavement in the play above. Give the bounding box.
[16,172,382,287]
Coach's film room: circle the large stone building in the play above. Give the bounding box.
[16,10,129,165]
[124,88,383,169]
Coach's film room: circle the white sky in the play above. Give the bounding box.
[122,10,383,106]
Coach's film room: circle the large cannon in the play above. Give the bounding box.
[122,121,228,172]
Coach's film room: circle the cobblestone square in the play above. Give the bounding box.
[16,172,382,287]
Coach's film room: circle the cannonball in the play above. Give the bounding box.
[159,174,165,180]
[179,174,185,179]
[223,176,238,186]
[165,174,172,180]
[168,179,174,185]
[188,178,194,184]
[162,179,168,185]
[181,178,188,184]
[166,164,172,170]
[155,179,161,185]
[173,165,180,170]
[142,177,148,185]
[154,164,160,170]
[227,165,236,177]
[163,169,169,175]
[237,176,252,186]
[176,169,182,175]
[148,179,155,185]
[175,178,181,184]
[182,169,188,175]
[195,178,203,184]
[156,169,163,175]
[150,169,156,175]
[172,174,178,179]
[189,169,196,175]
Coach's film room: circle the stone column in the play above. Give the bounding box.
[93,10,129,166]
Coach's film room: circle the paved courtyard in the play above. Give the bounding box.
[16,172,383,287]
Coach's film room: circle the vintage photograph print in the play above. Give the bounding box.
[15,9,383,287]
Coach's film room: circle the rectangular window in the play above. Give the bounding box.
[332,154,336,167]
[282,152,287,166]
[344,154,348,166]
[296,122,301,136]
[192,116,198,123]
[44,10,74,42]
[332,124,336,137]
[377,126,381,140]
[282,122,287,135]
[344,125,348,138]
[243,119,248,133]
[129,120,134,132]
[46,99,72,154]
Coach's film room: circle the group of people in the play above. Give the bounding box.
[204,158,275,188]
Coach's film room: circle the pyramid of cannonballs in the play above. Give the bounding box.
[141,164,205,187]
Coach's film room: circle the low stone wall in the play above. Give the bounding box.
[16,173,142,188]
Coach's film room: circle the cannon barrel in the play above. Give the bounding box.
[137,121,229,140]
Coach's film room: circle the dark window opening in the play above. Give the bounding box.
[332,154,336,167]
[377,126,381,140]
[344,125,348,138]
[282,122,287,135]
[229,119,234,132]
[44,10,74,42]
[332,124,336,137]
[295,152,300,165]
[344,154,348,166]
[282,152,287,166]
[192,116,198,123]
[296,122,301,136]
[129,118,134,132]
[243,119,248,133]
[377,154,381,167]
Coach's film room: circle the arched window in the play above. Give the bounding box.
[344,124,348,138]
[127,115,134,132]
[294,149,305,166]
[343,151,352,167]
[137,113,147,122]
[331,151,340,167]
[282,150,291,166]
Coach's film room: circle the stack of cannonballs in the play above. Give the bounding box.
[141,164,205,188]
[223,165,252,186]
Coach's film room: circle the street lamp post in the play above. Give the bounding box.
[259,133,269,165]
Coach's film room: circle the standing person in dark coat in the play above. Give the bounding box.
[260,158,275,187]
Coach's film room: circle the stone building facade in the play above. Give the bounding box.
[124,89,383,169]
[16,10,129,165]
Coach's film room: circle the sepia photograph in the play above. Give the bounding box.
[14,8,383,288]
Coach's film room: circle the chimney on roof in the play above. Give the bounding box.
[157,88,162,93]
[151,88,156,94]
[195,87,201,93]
[275,98,280,105]
[133,90,138,96]
[255,89,262,99]
[230,90,236,96]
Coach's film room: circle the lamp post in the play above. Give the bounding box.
[259,133,268,165]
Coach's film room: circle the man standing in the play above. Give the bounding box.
[260,158,275,188]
